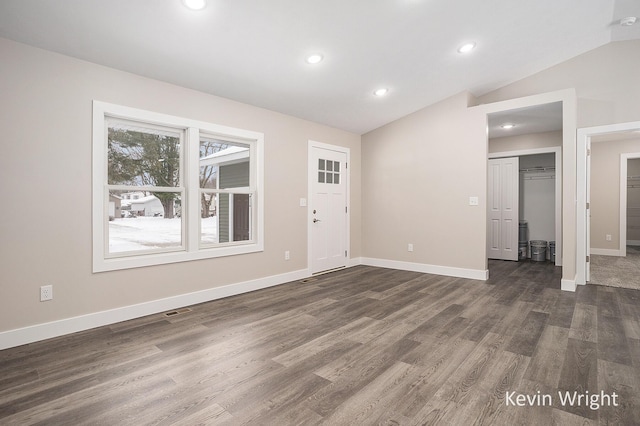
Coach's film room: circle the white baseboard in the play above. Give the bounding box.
[561,278,577,292]
[347,256,363,268]
[0,256,515,350]
[590,248,622,256]
[0,268,311,351]
[361,257,488,281]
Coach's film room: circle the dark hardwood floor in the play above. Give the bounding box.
[2,261,640,425]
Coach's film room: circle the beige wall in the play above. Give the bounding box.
[478,40,640,129]
[362,92,488,273]
[591,138,640,250]
[489,131,562,153]
[0,38,361,333]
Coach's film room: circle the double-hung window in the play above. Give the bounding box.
[93,101,264,272]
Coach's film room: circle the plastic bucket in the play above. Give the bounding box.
[518,241,528,260]
[549,241,556,263]
[530,240,547,262]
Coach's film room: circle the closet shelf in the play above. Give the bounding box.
[520,166,555,173]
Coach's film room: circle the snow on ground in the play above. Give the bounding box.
[109,217,217,253]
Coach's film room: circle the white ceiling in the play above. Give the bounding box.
[488,102,563,139]
[1,0,639,135]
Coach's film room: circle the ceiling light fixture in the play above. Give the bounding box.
[182,0,207,11]
[305,54,324,64]
[457,42,476,53]
[374,88,389,97]
[501,123,515,130]
[620,16,637,26]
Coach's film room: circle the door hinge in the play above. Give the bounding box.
[345,162,348,169]
[586,202,590,209]
[587,148,591,156]
[345,206,348,213]
[586,255,590,263]
[345,250,348,257]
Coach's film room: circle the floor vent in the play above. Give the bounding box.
[300,278,318,283]
[164,307,192,317]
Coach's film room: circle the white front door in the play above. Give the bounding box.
[488,157,519,261]
[309,143,348,274]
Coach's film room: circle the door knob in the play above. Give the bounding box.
[313,218,321,223]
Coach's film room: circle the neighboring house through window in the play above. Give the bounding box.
[92,101,264,272]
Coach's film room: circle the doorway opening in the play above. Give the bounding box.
[476,89,575,290]
[577,125,640,289]
[307,141,350,275]
[487,102,563,267]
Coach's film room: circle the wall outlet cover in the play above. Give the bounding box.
[40,285,53,301]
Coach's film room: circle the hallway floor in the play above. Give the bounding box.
[590,246,640,291]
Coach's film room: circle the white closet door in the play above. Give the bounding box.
[488,157,519,261]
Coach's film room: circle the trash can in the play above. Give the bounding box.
[530,240,547,262]
[519,221,528,242]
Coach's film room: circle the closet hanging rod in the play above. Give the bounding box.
[523,176,555,181]
[519,166,555,173]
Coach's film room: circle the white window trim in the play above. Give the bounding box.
[92,101,264,272]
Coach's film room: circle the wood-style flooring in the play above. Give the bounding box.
[2,261,640,425]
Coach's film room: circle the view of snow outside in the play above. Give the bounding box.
[109,217,217,253]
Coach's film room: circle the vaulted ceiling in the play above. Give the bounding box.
[1,0,638,134]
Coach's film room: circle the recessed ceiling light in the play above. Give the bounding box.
[305,54,324,64]
[182,0,207,11]
[374,88,389,97]
[457,42,476,54]
[501,123,515,130]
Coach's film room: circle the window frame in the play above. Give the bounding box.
[92,101,264,272]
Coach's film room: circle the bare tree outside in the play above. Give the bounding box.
[199,138,229,218]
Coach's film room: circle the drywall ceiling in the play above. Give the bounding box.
[488,102,563,139]
[1,0,638,134]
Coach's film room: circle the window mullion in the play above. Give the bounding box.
[186,127,200,252]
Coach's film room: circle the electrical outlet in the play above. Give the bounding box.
[40,285,53,302]
[606,234,612,241]
[285,250,290,260]
[408,243,414,252]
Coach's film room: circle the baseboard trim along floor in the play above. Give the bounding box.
[0,258,490,350]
